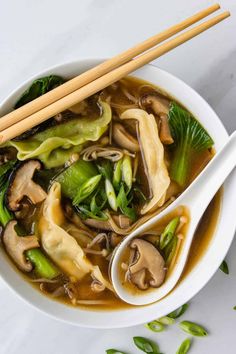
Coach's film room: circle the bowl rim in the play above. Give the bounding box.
[0,58,235,329]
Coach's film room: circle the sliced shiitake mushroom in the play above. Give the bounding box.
[2,220,39,272]
[6,160,47,212]
[140,93,173,145]
[127,238,166,290]
[91,278,106,292]
[112,123,140,152]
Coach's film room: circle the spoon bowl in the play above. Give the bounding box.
[111,131,236,305]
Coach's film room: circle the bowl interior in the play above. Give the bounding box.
[0,59,235,328]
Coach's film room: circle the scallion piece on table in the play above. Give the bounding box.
[176,338,192,354]
[167,304,189,319]
[179,321,208,337]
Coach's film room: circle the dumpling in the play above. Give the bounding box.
[8,101,111,168]
[38,182,113,291]
[121,109,170,214]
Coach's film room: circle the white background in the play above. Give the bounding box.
[0,0,236,353]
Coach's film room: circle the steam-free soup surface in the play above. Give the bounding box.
[0,74,219,309]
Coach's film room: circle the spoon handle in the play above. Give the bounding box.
[183,131,236,219]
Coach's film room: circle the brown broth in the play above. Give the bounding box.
[118,206,190,296]
[182,189,222,278]
[1,75,221,311]
[42,193,221,311]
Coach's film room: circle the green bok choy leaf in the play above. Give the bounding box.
[14,75,64,109]
[168,102,214,187]
[55,160,98,199]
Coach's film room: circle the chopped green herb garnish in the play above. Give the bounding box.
[113,159,122,191]
[73,174,102,206]
[168,304,189,319]
[133,336,159,353]
[160,217,180,250]
[77,205,108,221]
[105,178,117,211]
[122,155,132,189]
[97,160,113,180]
[158,316,175,325]
[220,260,229,275]
[179,321,208,337]
[176,338,192,354]
[117,184,136,221]
[145,320,165,333]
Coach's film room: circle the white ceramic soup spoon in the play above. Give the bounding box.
[111,131,236,306]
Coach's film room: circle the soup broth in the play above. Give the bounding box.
[0,74,219,309]
[118,206,190,296]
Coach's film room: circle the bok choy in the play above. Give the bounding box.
[168,102,214,186]
[15,75,64,109]
[0,183,12,226]
[73,174,102,206]
[117,184,136,221]
[55,160,98,199]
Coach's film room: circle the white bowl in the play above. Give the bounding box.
[0,59,236,328]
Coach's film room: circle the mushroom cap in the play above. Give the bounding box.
[91,279,106,292]
[140,93,173,145]
[2,220,39,272]
[140,92,170,116]
[128,238,166,290]
[7,160,47,211]
[112,123,140,152]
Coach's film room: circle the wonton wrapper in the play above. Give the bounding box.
[7,101,111,168]
[121,109,170,214]
[38,182,113,291]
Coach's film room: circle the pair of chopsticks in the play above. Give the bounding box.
[0,4,230,144]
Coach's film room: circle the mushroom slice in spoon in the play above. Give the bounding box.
[7,160,47,211]
[91,278,106,293]
[2,220,39,272]
[127,238,165,290]
[140,92,170,115]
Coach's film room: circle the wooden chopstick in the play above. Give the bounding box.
[0,3,220,132]
[0,10,230,143]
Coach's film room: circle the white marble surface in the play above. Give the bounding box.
[0,0,236,353]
